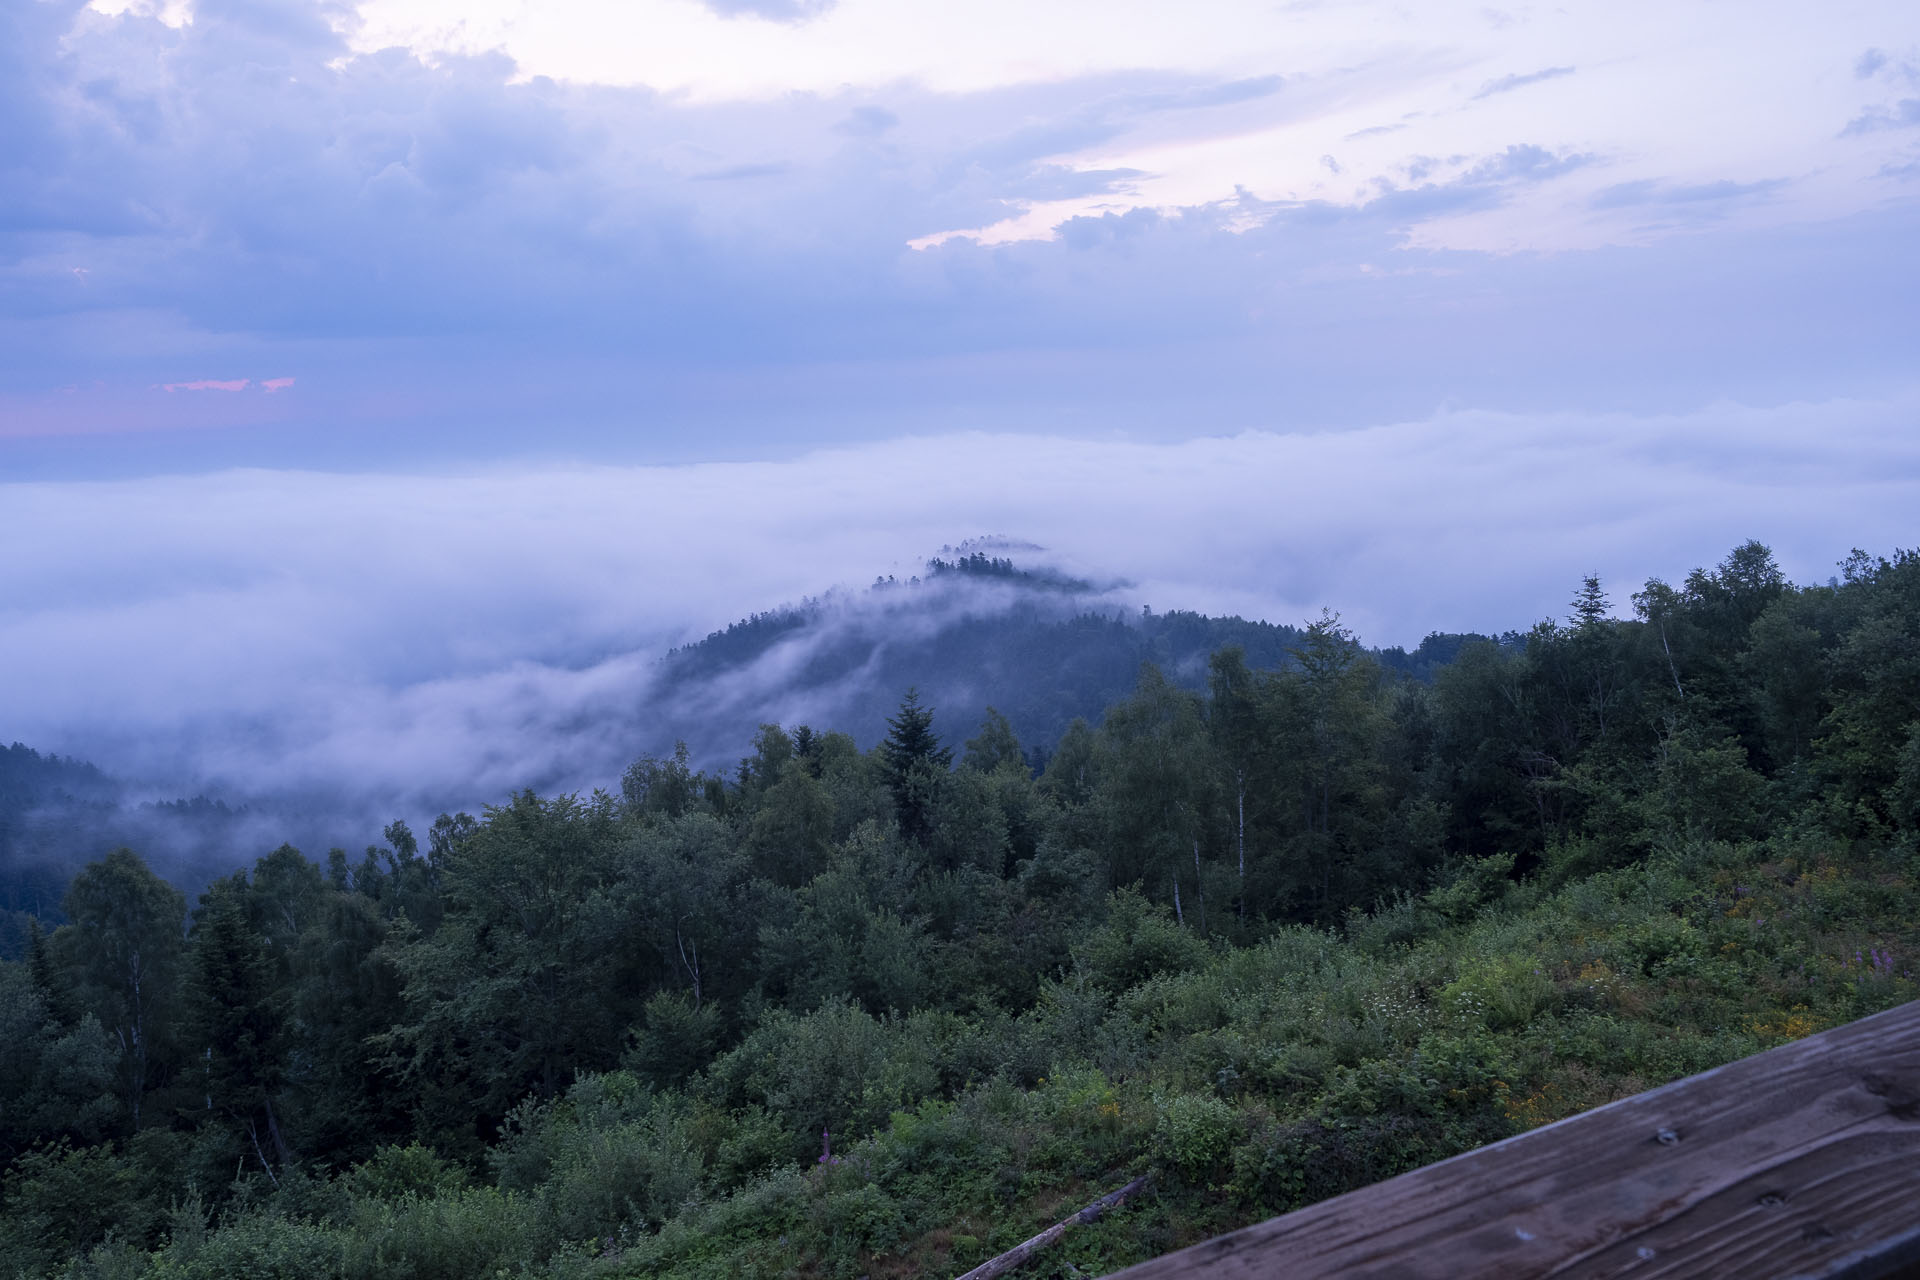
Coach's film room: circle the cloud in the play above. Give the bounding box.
[262,377,295,392]
[692,162,790,181]
[1337,143,1592,224]
[1842,98,1920,135]
[1471,66,1575,100]
[1459,142,1593,183]
[834,105,898,137]
[1590,177,1790,209]
[1855,49,1889,79]
[1126,74,1285,112]
[0,0,1914,469]
[3,394,1916,826]
[162,378,250,392]
[700,0,836,22]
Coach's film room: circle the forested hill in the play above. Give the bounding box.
[3,540,1917,1279]
[0,745,117,924]
[644,549,1502,765]
[1,549,1491,935]
[0,746,249,954]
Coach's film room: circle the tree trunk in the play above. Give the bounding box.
[127,951,146,1128]
[1193,840,1206,936]
[246,1115,280,1188]
[1236,772,1246,920]
[677,921,703,1011]
[1660,622,1685,699]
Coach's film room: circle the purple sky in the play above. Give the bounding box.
[4,0,1919,803]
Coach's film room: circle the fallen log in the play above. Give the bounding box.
[955,1175,1152,1280]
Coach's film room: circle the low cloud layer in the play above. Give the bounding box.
[5,396,1916,829]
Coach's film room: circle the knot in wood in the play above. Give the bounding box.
[1654,1128,1680,1146]
[1861,1070,1920,1120]
[1756,1192,1785,1209]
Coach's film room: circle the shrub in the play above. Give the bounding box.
[344,1144,468,1204]
[625,991,723,1089]
[151,1213,342,1280]
[703,997,938,1159]
[1154,1091,1237,1180]
[1438,955,1558,1031]
[0,1140,149,1270]
[338,1186,544,1280]
[1075,889,1211,995]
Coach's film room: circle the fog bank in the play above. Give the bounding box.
[5,396,1915,827]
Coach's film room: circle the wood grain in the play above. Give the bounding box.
[1103,999,1920,1280]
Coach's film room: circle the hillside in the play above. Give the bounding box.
[0,549,1498,918]
[0,746,259,956]
[643,550,1500,767]
[2,540,1917,1278]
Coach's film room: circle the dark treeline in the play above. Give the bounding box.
[0,749,252,956]
[3,541,1919,1277]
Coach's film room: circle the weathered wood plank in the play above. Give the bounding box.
[1104,999,1920,1280]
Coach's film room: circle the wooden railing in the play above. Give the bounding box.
[1106,998,1920,1279]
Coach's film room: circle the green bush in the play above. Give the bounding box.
[343,1144,468,1204]
[151,1214,342,1280]
[703,997,938,1160]
[1153,1091,1236,1180]
[0,1140,150,1270]
[491,1071,705,1239]
[1075,889,1211,995]
[339,1186,544,1280]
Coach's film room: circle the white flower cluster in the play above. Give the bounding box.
[1365,990,1430,1037]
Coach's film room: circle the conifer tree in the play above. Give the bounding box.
[881,689,951,841]
[185,874,290,1182]
[1569,574,1610,629]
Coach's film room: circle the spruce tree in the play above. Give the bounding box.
[881,689,951,841]
[1570,574,1610,629]
[186,874,289,1180]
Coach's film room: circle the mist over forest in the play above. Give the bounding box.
[1,546,1503,921]
[3,537,1917,1278]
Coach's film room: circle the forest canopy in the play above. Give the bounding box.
[2,541,1917,1278]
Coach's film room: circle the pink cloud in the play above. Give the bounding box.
[261,377,296,393]
[161,379,249,393]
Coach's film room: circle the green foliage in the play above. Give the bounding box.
[145,1212,341,1280]
[10,540,1920,1279]
[0,1140,144,1271]
[53,849,187,1128]
[337,1185,546,1280]
[0,964,120,1157]
[1154,1092,1237,1180]
[881,689,953,843]
[1075,888,1211,993]
[343,1144,469,1204]
[704,998,938,1160]
[625,990,723,1089]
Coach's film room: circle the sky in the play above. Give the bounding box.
[3,0,1919,811]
